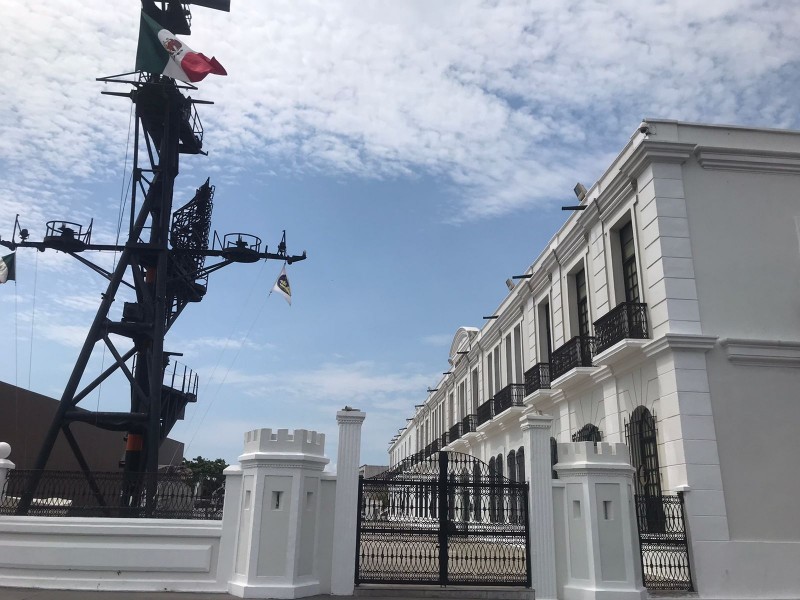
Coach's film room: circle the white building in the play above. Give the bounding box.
[388,120,800,599]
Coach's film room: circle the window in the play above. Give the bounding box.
[620,221,640,303]
[487,353,494,397]
[575,268,590,338]
[572,423,602,442]
[493,346,501,392]
[471,368,479,413]
[507,450,517,522]
[448,392,455,425]
[625,406,664,532]
[513,324,523,383]
[458,381,467,419]
[537,300,552,362]
[505,334,513,386]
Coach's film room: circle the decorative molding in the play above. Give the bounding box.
[695,146,800,175]
[622,141,696,180]
[592,339,650,370]
[336,411,366,425]
[643,333,718,358]
[720,338,800,367]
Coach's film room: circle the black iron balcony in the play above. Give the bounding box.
[440,431,451,446]
[476,399,495,427]
[449,422,463,443]
[461,415,477,435]
[524,363,550,395]
[493,383,526,416]
[550,335,596,381]
[594,302,649,353]
[430,439,440,454]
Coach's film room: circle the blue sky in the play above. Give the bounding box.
[2,0,800,469]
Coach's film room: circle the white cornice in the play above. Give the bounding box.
[695,147,800,174]
[720,338,800,367]
[622,141,696,180]
[643,333,718,358]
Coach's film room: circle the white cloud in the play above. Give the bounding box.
[421,333,453,347]
[3,0,800,225]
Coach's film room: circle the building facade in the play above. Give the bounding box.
[388,120,800,599]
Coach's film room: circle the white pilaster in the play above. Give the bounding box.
[331,408,366,596]
[0,443,13,505]
[521,413,557,600]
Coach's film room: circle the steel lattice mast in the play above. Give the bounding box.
[0,2,306,516]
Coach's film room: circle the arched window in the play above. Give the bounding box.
[473,463,482,521]
[507,450,517,483]
[572,423,602,443]
[516,447,525,483]
[625,406,664,532]
[488,457,497,522]
[496,453,505,522]
[507,450,517,522]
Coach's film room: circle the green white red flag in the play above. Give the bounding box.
[135,11,227,83]
[0,253,15,284]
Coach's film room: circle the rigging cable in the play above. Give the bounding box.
[96,102,136,417]
[177,258,271,461]
[27,250,38,390]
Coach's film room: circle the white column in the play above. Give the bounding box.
[331,408,366,596]
[227,428,329,599]
[0,443,14,505]
[555,442,646,600]
[217,464,243,586]
[521,413,558,600]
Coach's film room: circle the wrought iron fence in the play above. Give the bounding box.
[461,415,477,435]
[356,451,530,587]
[550,335,595,380]
[634,492,693,591]
[493,383,526,416]
[594,302,649,353]
[524,363,550,395]
[476,399,495,427]
[0,469,224,519]
[449,422,463,443]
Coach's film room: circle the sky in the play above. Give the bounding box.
[1,0,800,470]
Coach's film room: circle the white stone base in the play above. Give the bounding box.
[563,583,646,600]
[227,579,321,599]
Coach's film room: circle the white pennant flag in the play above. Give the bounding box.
[272,265,291,305]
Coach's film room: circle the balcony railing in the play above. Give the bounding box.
[524,363,550,395]
[449,422,463,443]
[476,399,495,427]
[594,302,649,353]
[461,415,477,435]
[550,335,596,380]
[440,432,451,446]
[493,383,526,416]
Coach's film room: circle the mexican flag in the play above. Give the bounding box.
[135,11,227,83]
[0,253,15,284]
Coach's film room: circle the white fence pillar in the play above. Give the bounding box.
[555,442,646,600]
[330,408,365,596]
[227,428,329,599]
[521,413,558,600]
[0,443,13,505]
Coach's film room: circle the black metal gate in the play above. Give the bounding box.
[355,451,530,587]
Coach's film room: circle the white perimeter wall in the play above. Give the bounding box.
[0,517,230,592]
[0,483,339,594]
